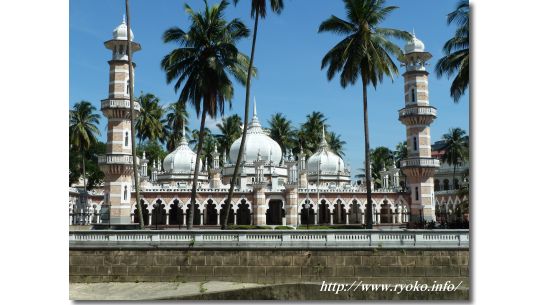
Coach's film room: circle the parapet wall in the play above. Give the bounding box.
[70,249,468,286]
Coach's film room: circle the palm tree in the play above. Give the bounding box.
[268,113,296,153]
[394,141,407,166]
[435,1,469,102]
[326,131,346,157]
[165,102,189,152]
[161,0,251,229]
[135,93,166,144]
[69,101,101,192]
[224,0,285,229]
[441,128,468,190]
[370,146,394,188]
[216,114,242,155]
[319,0,411,228]
[296,111,328,156]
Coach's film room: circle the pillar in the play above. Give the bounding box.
[252,184,267,225]
[285,185,298,227]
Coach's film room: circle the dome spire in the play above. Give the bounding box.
[122,14,126,24]
[253,96,257,118]
[179,118,188,146]
[320,125,329,148]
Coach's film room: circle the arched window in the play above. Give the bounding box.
[434,179,440,191]
[126,79,130,95]
[123,185,128,201]
[443,179,450,191]
[454,179,460,189]
[411,88,416,102]
[415,186,419,201]
[125,131,129,146]
[413,137,417,151]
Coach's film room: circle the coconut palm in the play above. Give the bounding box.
[441,128,468,190]
[165,102,190,152]
[326,131,346,157]
[161,0,251,229]
[268,113,296,153]
[435,1,469,102]
[224,0,285,229]
[319,0,411,228]
[370,146,394,188]
[135,93,166,144]
[216,114,242,155]
[394,141,407,166]
[69,101,101,192]
[295,111,329,156]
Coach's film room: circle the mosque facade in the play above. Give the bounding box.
[69,18,467,227]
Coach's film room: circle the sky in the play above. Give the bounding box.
[69,0,469,175]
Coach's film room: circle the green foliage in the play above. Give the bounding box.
[216,114,242,156]
[325,131,346,157]
[69,101,101,152]
[137,140,168,172]
[227,225,273,230]
[268,113,296,153]
[297,225,365,230]
[394,141,407,166]
[435,1,469,102]
[274,226,294,230]
[135,93,166,144]
[164,102,190,152]
[370,146,395,188]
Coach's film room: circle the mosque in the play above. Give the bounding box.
[69,17,467,227]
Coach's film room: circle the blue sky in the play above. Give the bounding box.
[70,0,469,175]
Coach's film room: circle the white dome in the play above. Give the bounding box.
[229,102,282,164]
[404,32,425,54]
[112,16,134,41]
[306,127,346,174]
[162,136,201,173]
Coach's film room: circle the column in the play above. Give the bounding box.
[330,213,333,225]
[182,212,187,225]
[166,212,170,225]
[397,211,402,223]
[217,212,220,225]
[345,212,349,225]
[234,212,237,225]
[148,213,152,225]
[361,212,365,224]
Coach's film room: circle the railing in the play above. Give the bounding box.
[69,229,469,249]
[101,99,141,111]
[400,158,440,168]
[398,106,437,117]
[98,154,133,165]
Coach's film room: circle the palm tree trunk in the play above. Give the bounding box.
[125,0,144,229]
[188,107,208,230]
[223,8,260,229]
[362,79,373,229]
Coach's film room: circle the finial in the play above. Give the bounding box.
[214,144,218,154]
[182,119,185,137]
[142,151,146,159]
[322,125,326,139]
[122,14,126,24]
[253,96,257,118]
[412,28,415,37]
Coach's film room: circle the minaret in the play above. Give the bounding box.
[398,32,440,222]
[98,16,142,224]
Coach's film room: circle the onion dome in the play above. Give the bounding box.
[307,126,346,173]
[112,15,134,41]
[404,30,425,54]
[229,99,282,164]
[162,125,201,173]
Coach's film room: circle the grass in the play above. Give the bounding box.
[297,224,366,230]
